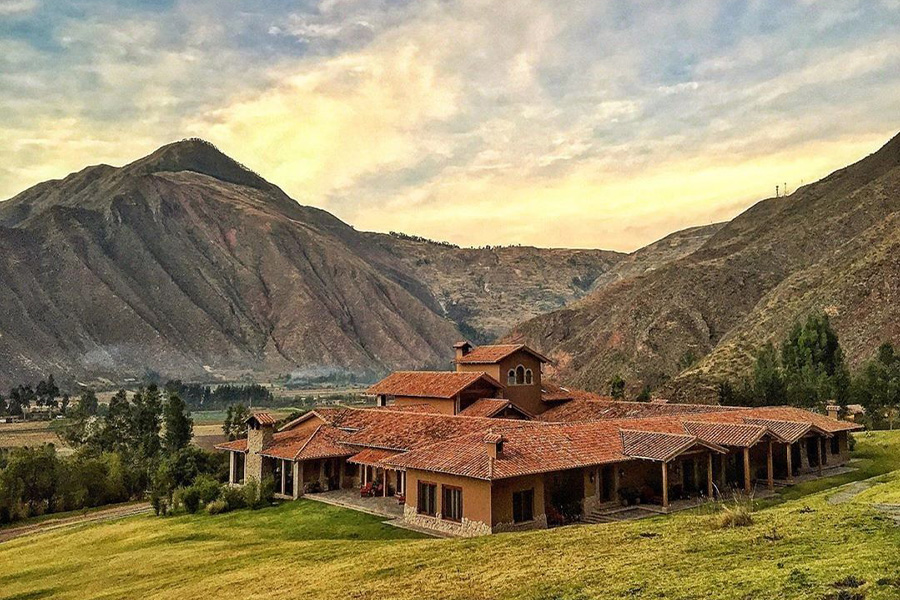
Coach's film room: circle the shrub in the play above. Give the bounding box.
[242,478,260,509]
[175,486,202,514]
[718,501,754,528]
[243,476,275,510]
[193,475,220,504]
[206,499,228,515]
[220,485,246,511]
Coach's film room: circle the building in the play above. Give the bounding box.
[217,343,862,537]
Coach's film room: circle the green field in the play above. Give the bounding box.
[3,432,900,600]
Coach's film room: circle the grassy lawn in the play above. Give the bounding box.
[3,432,900,600]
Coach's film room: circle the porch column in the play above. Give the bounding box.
[293,462,301,498]
[229,452,236,484]
[362,465,368,485]
[786,444,794,483]
[816,437,823,475]
[595,467,601,499]
[613,465,620,497]
[384,469,389,497]
[707,453,714,498]
[319,460,325,486]
[281,460,287,495]
[767,440,774,491]
[298,461,305,496]
[743,447,751,493]
[339,460,345,488]
[661,461,669,509]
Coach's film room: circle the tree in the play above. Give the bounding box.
[746,342,785,406]
[851,342,900,429]
[36,375,60,408]
[130,386,163,462]
[780,314,850,408]
[223,404,249,441]
[163,392,193,453]
[98,390,133,453]
[609,375,626,400]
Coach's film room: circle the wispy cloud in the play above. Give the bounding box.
[0,0,898,250]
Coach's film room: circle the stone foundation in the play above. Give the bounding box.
[402,504,492,537]
[491,513,548,533]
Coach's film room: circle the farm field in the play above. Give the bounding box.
[0,421,67,452]
[2,431,900,599]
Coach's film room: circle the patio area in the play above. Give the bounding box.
[304,489,405,519]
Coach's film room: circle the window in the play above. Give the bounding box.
[507,369,516,386]
[512,489,534,523]
[524,369,533,385]
[515,365,525,385]
[442,486,463,522]
[418,482,437,516]
[831,435,840,455]
[233,452,245,484]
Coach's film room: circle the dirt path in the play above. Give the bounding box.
[0,503,152,544]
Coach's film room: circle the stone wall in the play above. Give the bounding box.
[491,513,549,533]
[402,504,492,537]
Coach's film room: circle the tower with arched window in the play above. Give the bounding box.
[455,342,550,416]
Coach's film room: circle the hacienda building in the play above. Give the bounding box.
[217,343,861,537]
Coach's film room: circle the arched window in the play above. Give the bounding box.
[507,369,516,386]
[525,369,533,385]
[515,365,525,385]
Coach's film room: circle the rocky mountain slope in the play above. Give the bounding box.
[508,132,900,400]
[0,140,622,388]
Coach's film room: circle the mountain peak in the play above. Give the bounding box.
[126,138,272,191]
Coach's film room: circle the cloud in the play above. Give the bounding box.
[1,0,899,251]
[0,0,38,15]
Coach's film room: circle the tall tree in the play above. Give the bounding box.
[130,386,163,462]
[780,314,850,408]
[163,392,193,453]
[746,342,785,406]
[851,342,900,429]
[609,375,626,400]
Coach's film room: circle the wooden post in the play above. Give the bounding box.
[229,452,236,484]
[595,467,601,499]
[743,447,751,493]
[384,469,389,497]
[298,461,305,496]
[362,464,367,486]
[661,462,669,509]
[613,465,620,498]
[707,452,714,499]
[816,437,823,475]
[767,440,774,491]
[281,460,287,495]
[786,444,794,483]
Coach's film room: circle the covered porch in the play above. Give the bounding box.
[348,448,408,501]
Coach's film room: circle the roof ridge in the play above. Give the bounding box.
[292,424,323,461]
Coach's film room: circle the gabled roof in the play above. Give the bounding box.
[366,371,503,399]
[246,411,276,426]
[741,418,820,443]
[258,425,354,461]
[539,398,740,422]
[682,421,773,447]
[457,398,534,419]
[620,429,726,461]
[455,344,551,365]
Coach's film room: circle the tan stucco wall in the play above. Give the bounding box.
[456,350,544,415]
[490,473,546,531]
[403,469,493,536]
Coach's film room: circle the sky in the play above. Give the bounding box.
[1,1,899,251]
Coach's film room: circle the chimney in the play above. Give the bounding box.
[484,431,504,459]
[246,412,275,453]
[454,341,473,363]
[826,404,841,420]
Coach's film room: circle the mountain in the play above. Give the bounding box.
[0,139,622,388]
[508,132,900,401]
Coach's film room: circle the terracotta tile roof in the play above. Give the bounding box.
[366,371,502,399]
[348,448,401,466]
[539,398,740,422]
[740,418,815,443]
[342,410,501,451]
[257,425,354,461]
[456,344,550,364]
[457,398,534,419]
[375,403,442,414]
[246,411,276,426]
[620,429,724,461]
[682,421,769,447]
[215,438,248,452]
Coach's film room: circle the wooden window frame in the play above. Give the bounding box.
[417,481,437,517]
[442,485,463,522]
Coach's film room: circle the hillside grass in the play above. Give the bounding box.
[3,432,900,600]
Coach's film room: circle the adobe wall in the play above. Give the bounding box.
[403,469,493,537]
[490,473,547,532]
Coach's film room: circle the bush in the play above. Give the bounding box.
[243,477,275,510]
[206,499,228,515]
[220,485,246,511]
[717,498,754,528]
[193,475,220,504]
[174,486,202,514]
